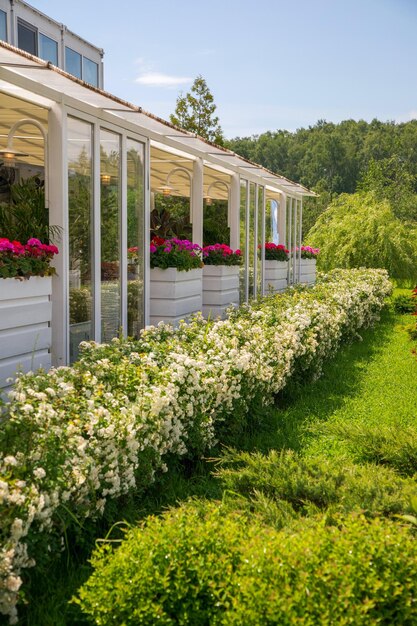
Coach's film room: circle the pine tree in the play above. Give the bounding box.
[170,75,224,145]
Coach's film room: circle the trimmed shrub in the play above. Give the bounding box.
[0,268,392,622]
[76,503,417,625]
[321,421,417,476]
[215,449,417,526]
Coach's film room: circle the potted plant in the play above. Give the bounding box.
[262,243,289,293]
[0,237,58,390]
[300,246,319,284]
[202,244,241,319]
[149,237,203,326]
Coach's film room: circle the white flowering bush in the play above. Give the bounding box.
[0,268,391,623]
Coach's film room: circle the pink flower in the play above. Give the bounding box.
[27,238,42,247]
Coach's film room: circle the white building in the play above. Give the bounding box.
[0,38,313,386]
[0,0,103,87]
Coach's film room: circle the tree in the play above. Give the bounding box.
[170,75,224,145]
[358,156,417,222]
[305,192,417,284]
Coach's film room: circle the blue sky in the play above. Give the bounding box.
[33,0,417,138]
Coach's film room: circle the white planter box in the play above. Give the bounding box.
[264,260,288,293]
[149,267,202,327]
[202,265,240,320]
[300,258,316,285]
[0,276,52,390]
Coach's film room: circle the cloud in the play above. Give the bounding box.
[135,71,192,88]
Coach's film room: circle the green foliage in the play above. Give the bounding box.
[227,119,417,234]
[306,192,417,282]
[203,200,230,245]
[391,292,416,314]
[170,75,224,144]
[0,176,60,242]
[69,288,92,324]
[358,156,417,222]
[151,194,192,240]
[77,502,417,625]
[215,449,417,526]
[320,421,417,476]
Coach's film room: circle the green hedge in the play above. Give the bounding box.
[76,502,417,625]
[0,269,392,623]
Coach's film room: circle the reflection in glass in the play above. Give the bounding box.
[239,180,247,303]
[127,139,145,337]
[83,57,99,87]
[203,176,230,245]
[68,117,93,363]
[152,169,192,239]
[39,33,58,65]
[65,47,82,79]
[100,129,121,343]
[0,10,7,41]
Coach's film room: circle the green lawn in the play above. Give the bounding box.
[23,303,417,625]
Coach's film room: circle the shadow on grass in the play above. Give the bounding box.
[21,310,397,626]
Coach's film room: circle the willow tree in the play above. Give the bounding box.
[306,192,417,283]
[170,75,224,145]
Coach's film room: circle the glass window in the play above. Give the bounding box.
[0,10,7,42]
[100,129,121,342]
[256,186,264,297]
[68,117,94,363]
[18,20,37,56]
[39,33,58,65]
[65,47,82,79]
[248,182,256,298]
[239,180,247,303]
[127,139,145,337]
[83,57,99,87]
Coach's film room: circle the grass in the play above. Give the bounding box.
[21,301,417,625]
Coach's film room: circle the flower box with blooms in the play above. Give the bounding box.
[150,237,203,327]
[0,237,58,279]
[262,243,289,293]
[150,237,202,272]
[0,238,58,391]
[300,246,319,285]
[202,244,241,319]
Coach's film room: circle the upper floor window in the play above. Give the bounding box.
[83,57,98,87]
[0,10,7,42]
[17,19,37,56]
[39,33,58,65]
[65,47,82,79]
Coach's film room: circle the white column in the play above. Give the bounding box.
[287,196,292,284]
[48,103,68,367]
[292,197,298,285]
[120,134,128,334]
[253,183,259,298]
[298,197,303,283]
[278,191,287,246]
[261,187,266,296]
[93,122,101,343]
[192,157,203,247]
[229,173,240,250]
[144,139,151,326]
[245,181,250,302]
